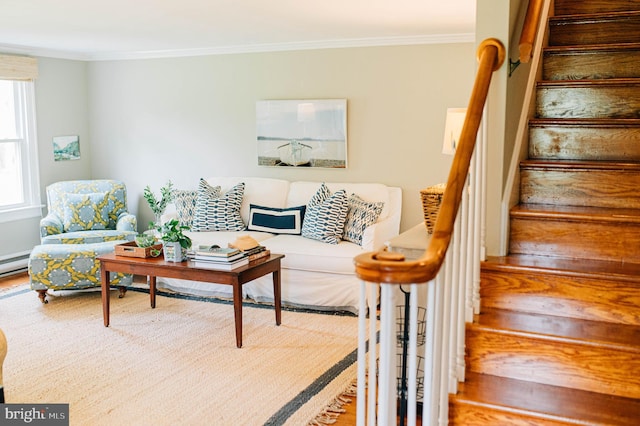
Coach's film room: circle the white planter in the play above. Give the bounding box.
[162,242,187,262]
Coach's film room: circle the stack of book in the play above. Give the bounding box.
[188,245,271,270]
[189,247,249,270]
[243,245,270,262]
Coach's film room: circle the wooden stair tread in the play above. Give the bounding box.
[511,203,640,223]
[550,10,640,23]
[474,308,640,351]
[521,159,640,170]
[454,372,640,425]
[484,254,640,282]
[538,78,640,88]
[529,118,640,128]
[554,0,640,17]
[545,42,640,55]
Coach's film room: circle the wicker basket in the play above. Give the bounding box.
[420,183,446,233]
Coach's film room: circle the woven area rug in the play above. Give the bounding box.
[0,286,359,425]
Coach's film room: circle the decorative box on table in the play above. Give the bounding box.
[114,241,162,258]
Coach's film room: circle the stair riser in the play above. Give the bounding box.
[537,85,640,119]
[449,402,572,426]
[520,169,640,208]
[543,49,640,80]
[549,16,640,46]
[466,328,640,398]
[555,0,640,15]
[509,217,640,263]
[530,126,640,160]
[480,270,640,325]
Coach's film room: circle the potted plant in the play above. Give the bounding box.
[144,180,174,227]
[154,219,192,262]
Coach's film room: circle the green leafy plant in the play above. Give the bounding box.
[144,181,174,218]
[154,218,192,249]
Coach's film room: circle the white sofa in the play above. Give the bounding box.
[159,177,402,313]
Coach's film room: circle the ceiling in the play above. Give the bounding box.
[0,0,476,61]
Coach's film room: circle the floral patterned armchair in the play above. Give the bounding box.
[40,179,137,244]
[29,180,137,303]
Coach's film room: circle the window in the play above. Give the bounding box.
[0,78,41,222]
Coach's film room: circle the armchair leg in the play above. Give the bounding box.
[118,286,127,298]
[37,290,48,304]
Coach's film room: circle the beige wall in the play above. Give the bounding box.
[87,44,476,231]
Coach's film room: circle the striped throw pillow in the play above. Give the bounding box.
[191,182,246,232]
[301,183,349,244]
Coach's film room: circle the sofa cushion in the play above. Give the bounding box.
[203,177,291,224]
[192,182,246,232]
[62,192,111,232]
[174,180,220,228]
[263,234,364,274]
[287,181,392,221]
[343,194,384,245]
[247,204,306,235]
[301,183,349,244]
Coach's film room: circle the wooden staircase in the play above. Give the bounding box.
[450,0,640,424]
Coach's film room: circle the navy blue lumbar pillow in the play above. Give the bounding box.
[248,204,306,234]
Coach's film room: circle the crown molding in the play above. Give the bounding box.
[0,33,475,62]
[0,43,92,61]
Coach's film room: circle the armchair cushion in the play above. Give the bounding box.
[41,230,136,245]
[62,192,111,232]
[41,179,137,244]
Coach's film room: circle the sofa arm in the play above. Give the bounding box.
[40,214,63,239]
[361,216,401,252]
[116,212,137,232]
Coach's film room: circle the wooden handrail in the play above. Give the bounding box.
[519,0,544,63]
[354,38,505,285]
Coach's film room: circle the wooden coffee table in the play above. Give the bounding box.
[99,253,284,348]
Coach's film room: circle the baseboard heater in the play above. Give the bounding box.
[0,250,31,277]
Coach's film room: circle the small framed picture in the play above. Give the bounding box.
[53,135,80,161]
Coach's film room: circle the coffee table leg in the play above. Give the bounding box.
[149,276,156,308]
[233,282,242,348]
[101,265,110,327]
[273,269,281,326]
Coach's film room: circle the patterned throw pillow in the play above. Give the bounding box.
[308,182,331,206]
[173,180,220,228]
[62,192,111,232]
[248,204,306,234]
[191,182,246,232]
[343,194,384,245]
[301,183,349,244]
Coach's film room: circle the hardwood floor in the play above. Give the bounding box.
[0,271,28,290]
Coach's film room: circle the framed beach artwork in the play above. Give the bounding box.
[53,135,80,161]
[256,99,347,168]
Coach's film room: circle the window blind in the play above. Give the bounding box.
[0,54,38,80]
